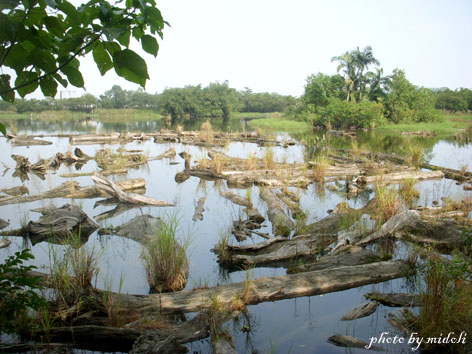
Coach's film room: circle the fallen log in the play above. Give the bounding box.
[259,188,295,237]
[276,191,305,220]
[27,204,99,240]
[66,178,146,199]
[0,218,9,229]
[1,185,29,197]
[365,292,422,307]
[92,175,175,206]
[0,181,79,206]
[10,136,52,146]
[27,260,410,316]
[220,190,252,208]
[60,169,128,178]
[355,170,444,185]
[341,301,379,321]
[286,245,384,274]
[218,233,336,269]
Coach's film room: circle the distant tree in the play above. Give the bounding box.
[434,89,468,112]
[303,73,346,107]
[384,69,440,122]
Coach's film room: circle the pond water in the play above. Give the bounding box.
[1,118,471,353]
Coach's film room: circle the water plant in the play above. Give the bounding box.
[373,184,402,224]
[141,213,190,293]
[398,178,420,206]
[263,147,275,169]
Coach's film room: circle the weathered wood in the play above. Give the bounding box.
[10,136,52,146]
[259,188,295,237]
[0,237,11,249]
[1,185,29,197]
[355,170,444,185]
[276,191,305,220]
[60,169,128,178]
[287,246,384,274]
[220,234,336,268]
[27,204,99,240]
[129,311,211,354]
[341,301,379,321]
[99,214,162,244]
[92,175,175,206]
[365,292,422,307]
[0,218,9,229]
[66,178,146,199]
[0,181,80,206]
[328,334,383,351]
[220,190,252,208]
[192,197,206,222]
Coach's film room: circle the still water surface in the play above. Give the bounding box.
[1,118,471,353]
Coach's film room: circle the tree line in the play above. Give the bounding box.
[0,81,296,123]
[297,46,472,129]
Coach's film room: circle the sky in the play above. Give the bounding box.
[67,0,472,98]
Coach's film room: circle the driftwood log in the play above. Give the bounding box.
[328,334,383,351]
[27,204,98,241]
[92,175,175,206]
[341,301,379,321]
[365,292,423,307]
[259,188,295,237]
[192,197,206,221]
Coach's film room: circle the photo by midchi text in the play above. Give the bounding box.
[366,331,467,351]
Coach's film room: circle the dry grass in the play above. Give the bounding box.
[200,120,214,143]
[312,155,328,182]
[263,147,275,169]
[399,178,420,206]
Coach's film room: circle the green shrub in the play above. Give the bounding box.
[0,249,45,334]
[315,99,386,129]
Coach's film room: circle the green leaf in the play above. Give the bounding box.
[15,71,39,98]
[141,34,158,57]
[132,26,144,40]
[61,64,84,88]
[113,49,149,87]
[0,123,6,137]
[39,76,58,97]
[2,45,29,73]
[92,43,113,76]
[104,41,121,56]
[144,6,164,30]
[43,16,65,37]
[58,0,80,25]
[53,73,68,88]
[117,29,131,47]
[0,74,15,102]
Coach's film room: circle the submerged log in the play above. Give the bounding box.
[220,190,252,208]
[259,188,295,237]
[0,237,11,249]
[0,218,9,230]
[365,292,423,307]
[92,175,175,206]
[341,301,379,321]
[192,197,206,221]
[328,334,383,351]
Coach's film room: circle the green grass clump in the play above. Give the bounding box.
[141,214,190,293]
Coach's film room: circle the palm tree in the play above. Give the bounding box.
[331,51,356,102]
[352,46,380,101]
[366,67,391,102]
[332,46,380,102]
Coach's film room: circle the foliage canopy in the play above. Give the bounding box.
[0,0,166,103]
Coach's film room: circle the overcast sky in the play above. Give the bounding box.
[74,0,472,98]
